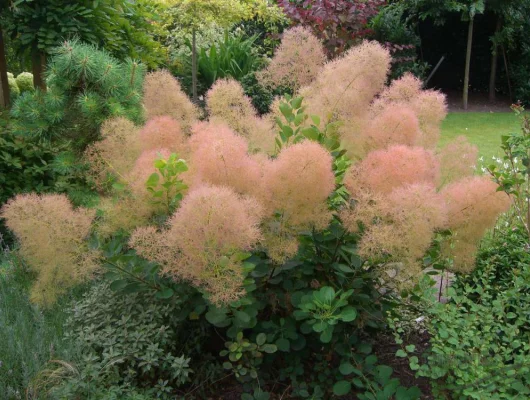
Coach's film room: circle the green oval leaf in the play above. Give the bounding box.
[333,380,352,396]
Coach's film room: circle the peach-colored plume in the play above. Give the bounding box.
[130,185,263,304]
[139,116,188,156]
[188,122,263,197]
[0,194,99,306]
[257,26,327,91]
[345,145,440,196]
[441,176,511,273]
[143,70,198,133]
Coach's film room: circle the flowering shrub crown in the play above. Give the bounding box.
[2,29,511,306]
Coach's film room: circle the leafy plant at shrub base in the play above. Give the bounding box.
[392,217,530,399]
[45,282,193,400]
[396,268,530,399]
[487,104,530,241]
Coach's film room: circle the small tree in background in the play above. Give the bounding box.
[3,0,163,90]
[278,0,386,57]
[0,1,10,107]
[156,0,285,103]
[11,40,145,152]
[401,0,486,110]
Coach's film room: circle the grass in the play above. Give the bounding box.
[0,254,78,399]
[440,112,522,160]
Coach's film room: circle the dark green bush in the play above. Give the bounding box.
[10,40,145,152]
[370,3,430,81]
[460,223,530,293]
[240,71,292,115]
[0,128,96,243]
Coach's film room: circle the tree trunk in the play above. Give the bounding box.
[463,17,474,111]
[191,29,198,104]
[0,26,9,108]
[502,45,513,102]
[489,17,502,103]
[31,44,47,91]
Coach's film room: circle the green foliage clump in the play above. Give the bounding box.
[6,0,165,69]
[50,282,192,399]
[14,72,34,93]
[469,223,530,291]
[0,129,96,244]
[370,3,430,80]
[409,271,530,399]
[7,75,20,99]
[240,71,292,115]
[393,219,530,399]
[175,32,263,96]
[10,40,145,151]
[487,105,530,241]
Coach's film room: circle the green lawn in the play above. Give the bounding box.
[440,112,521,160]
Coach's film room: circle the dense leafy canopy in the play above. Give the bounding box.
[4,0,165,68]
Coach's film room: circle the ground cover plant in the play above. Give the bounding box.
[0,252,79,399]
[0,27,516,400]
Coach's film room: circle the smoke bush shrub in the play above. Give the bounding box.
[1,32,513,398]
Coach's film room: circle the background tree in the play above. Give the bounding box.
[157,0,285,103]
[278,0,386,58]
[0,0,10,107]
[5,0,164,90]
[486,0,530,103]
[403,0,485,110]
